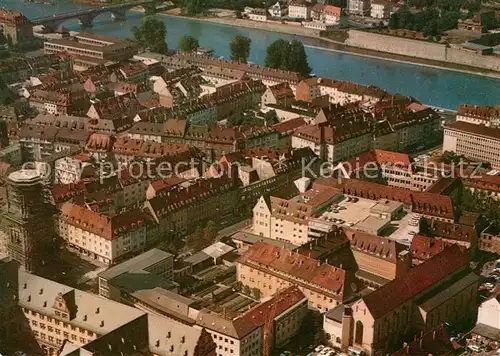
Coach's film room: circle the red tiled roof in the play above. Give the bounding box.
[112,137,190,158]
[427,219,476,243]
[345,149,411,171]
[410,235,453,262]
[322,178,413,206]
[361,245,469,319]
[52,182,86,204]
[390,325,455,356]
[345,228,407,264]
[463,174,500,193]
[273,117,307,134]
[233,286,306,337]
[85,133,112,152]
[238,242,348,299]
[60,202,144,240]
[412,192,454,220]
[458,104,500,120]
[323,5,342,16]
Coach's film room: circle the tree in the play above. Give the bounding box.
[230,35,251,63]
[389,13,399,29]
[242,285,250,295]
[264,110,279,124]
[265,39,288,69]
[132,16,168,54]
[288,40,311,76]
[419,217,432,236]
[186,226,204,251]
[203,220,218,245]
[178,36,199,53]
[265,39,311,76]
[184,0,205,16]
[251,287,261,300]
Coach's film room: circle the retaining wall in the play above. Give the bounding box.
[345,30,500,72]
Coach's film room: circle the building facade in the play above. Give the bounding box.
[443,121,500,169]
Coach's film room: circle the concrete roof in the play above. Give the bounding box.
[98,248,173,280]
[202,242,235,259]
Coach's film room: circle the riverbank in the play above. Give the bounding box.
[154,10,500,79]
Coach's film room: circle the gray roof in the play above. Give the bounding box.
[18,268,145,335]
[185,251,211,266]
[325,304,345,323]
[231,231,299,250]
[472,323,500,342]
[418,272,480,312]
[99,248,173,280]
[148,313,203,356]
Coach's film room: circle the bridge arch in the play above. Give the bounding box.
[32,1,158,31]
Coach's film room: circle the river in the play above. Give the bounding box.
[2,0,500,109]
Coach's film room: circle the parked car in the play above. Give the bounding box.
[315,345,325,352]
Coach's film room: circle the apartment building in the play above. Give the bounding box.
[0,261,216,356]
[456,104,500,127]
[463,174,500,200]
[346,149,439,192]
[237,242,360,312]
[288,1,311,20]
[111,137,193,165]
[57,202,146,265]
[296,78,389,107]
[311,4,345,25]
[194,286,307,356]
[370,0,391,19]
[252,181,340,245]
[98,248,174,301]
[347,230,411,285]
[261,82,295,107]
[292,117,373,163]
[443,121,500,169]
[425,218,478,250]
[479,225,500,254]
[169,52,303,88]
[347,0,371,15]
[334,245,478,355]
[145,176,238,242]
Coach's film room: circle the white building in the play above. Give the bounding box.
[476,295,500,330]
[288,1,311,20]
[443,121,500,169]
[54,154,94,184]
[370,0,391,19]
[268,1,288,18]
[248,8,269,21]
[348,0,371,15]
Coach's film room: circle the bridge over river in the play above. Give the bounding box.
[31,1,159,31]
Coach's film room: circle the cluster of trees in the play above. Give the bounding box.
[407,0,481,12]
[132,16,168,53]
[265,39,311,76]
[388,7,461,37]
[185,220,218,252]
[458,189,500,229]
